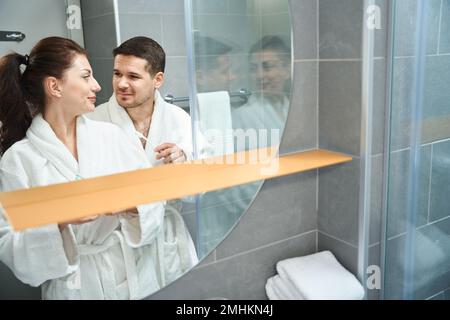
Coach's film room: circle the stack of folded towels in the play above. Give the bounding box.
[265,251,365,300]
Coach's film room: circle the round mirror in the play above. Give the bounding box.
[0,0,292,299]
[188,0,292,258]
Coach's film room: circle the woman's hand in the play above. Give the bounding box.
[58,207,139,232]
[58,215,99,232]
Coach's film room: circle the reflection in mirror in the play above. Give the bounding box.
[0,0,291,299]
[191,0,292,258]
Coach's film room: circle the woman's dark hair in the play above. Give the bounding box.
[0,37,87,155]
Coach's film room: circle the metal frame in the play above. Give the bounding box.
[164,89,252,105]
[403,0,428,300]
[358,0,376,298]
[380,0,397,300]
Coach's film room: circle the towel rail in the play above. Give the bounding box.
[164,88,252,104]
[0,31,26,42]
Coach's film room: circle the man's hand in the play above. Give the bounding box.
[154,143,186,164]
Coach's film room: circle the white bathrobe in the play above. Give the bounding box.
[0,114,165,300]
[89,90,196,164]
[88,90,199,284]
[232,94,289,150]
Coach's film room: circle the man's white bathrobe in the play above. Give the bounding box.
[88,90,199,285]
[0,114,165,300]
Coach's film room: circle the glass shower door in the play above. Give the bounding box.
[384,0,450,300]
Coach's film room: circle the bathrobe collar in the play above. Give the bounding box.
[26,113,90,181]
[106,90,166,165]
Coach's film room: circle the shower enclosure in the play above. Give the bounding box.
[363,0,450,300]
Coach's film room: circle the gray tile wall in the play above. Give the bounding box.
[317,0,363,281]
[150,0,320,300]
[80,0,116,105]
[385,217,450,299]
[382,139,450,299]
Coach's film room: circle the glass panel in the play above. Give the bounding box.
[384,0,450,300]
[188,0,292,259]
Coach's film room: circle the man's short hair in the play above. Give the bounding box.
[250,35,291,62]
[113,36,165,76]
[194,35,233,71]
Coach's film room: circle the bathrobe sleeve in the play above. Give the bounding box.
[119,201,165,248]
[107,128,166,248]
[0,169,79,287]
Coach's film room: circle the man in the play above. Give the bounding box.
[88,36,198,285]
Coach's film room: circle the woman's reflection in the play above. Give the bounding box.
[0,37,166,299]
[233,35,291,142]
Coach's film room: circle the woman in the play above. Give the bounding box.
[0,37,165,300]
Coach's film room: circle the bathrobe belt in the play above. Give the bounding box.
[77,230,139,300]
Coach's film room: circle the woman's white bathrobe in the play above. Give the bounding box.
[0,114,165,300]
[88,90,199,285]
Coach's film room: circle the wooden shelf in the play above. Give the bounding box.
[0,148,352,231]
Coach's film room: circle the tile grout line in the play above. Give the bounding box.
[386,215,450,241]
[319,59,363,62]
[159,13,164,51]
[83,12,115,20]
[318,230,359,249]
[198,230,318,268]
[437,0,444,54]
[427,144,434,224]
[316,0,320,216]
[417,214,450,231]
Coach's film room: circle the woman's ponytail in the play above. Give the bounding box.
[0,53,32,155]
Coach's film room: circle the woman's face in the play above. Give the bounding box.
[250,49,290,94]
[59,54,101,116]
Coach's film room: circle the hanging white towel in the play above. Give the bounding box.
[274,251,365,300]
[197,91,234,157]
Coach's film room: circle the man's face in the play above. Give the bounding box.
[197,55,236,92]
[250,49,290,94]
[113,54,162,109]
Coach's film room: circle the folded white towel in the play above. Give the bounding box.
[276,251,365,300]
[265,276,281,300]
[266,275,304,300]
[197,91,234,157]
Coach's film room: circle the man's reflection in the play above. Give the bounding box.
[194,35,237,157]
[194,35,236,93]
